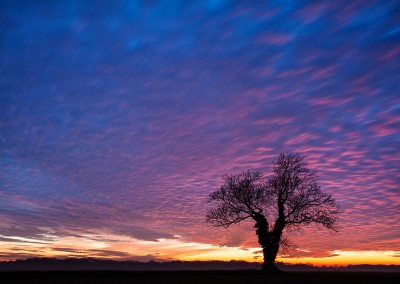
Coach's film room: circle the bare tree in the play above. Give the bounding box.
[206,153,339,272]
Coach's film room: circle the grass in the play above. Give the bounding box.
[1,270,399,284]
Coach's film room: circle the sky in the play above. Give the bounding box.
[0,0,399,266]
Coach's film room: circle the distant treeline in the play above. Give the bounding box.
[0,258,258,271]
[0,258,399,272]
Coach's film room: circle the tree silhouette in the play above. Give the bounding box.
[206,153,339,272]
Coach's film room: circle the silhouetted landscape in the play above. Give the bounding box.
[1,258,399,284]
[1,258,400,272]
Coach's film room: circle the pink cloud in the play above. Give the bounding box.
[380,46,400,61]
[369,124,398,137]
[255,117,294,125]
[258,33,293,45]
[311,65,337,80]
[309,97,352,107]
[279,68,311,78]
[297,2,331,24]
[284,133,321,146]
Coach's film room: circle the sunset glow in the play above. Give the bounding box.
[1,231,399,266]
[0,0,399,267]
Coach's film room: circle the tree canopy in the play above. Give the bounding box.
[206,153,339,271]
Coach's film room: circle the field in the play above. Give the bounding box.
[1,270,399,284]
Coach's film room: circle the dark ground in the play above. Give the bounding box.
[1,270,399,284]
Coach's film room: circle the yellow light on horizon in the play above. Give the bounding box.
[1,232,399,266]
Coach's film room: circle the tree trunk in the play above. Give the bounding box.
[254,213,284,272]
[262,243,280,272]
[254,214,280,272]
